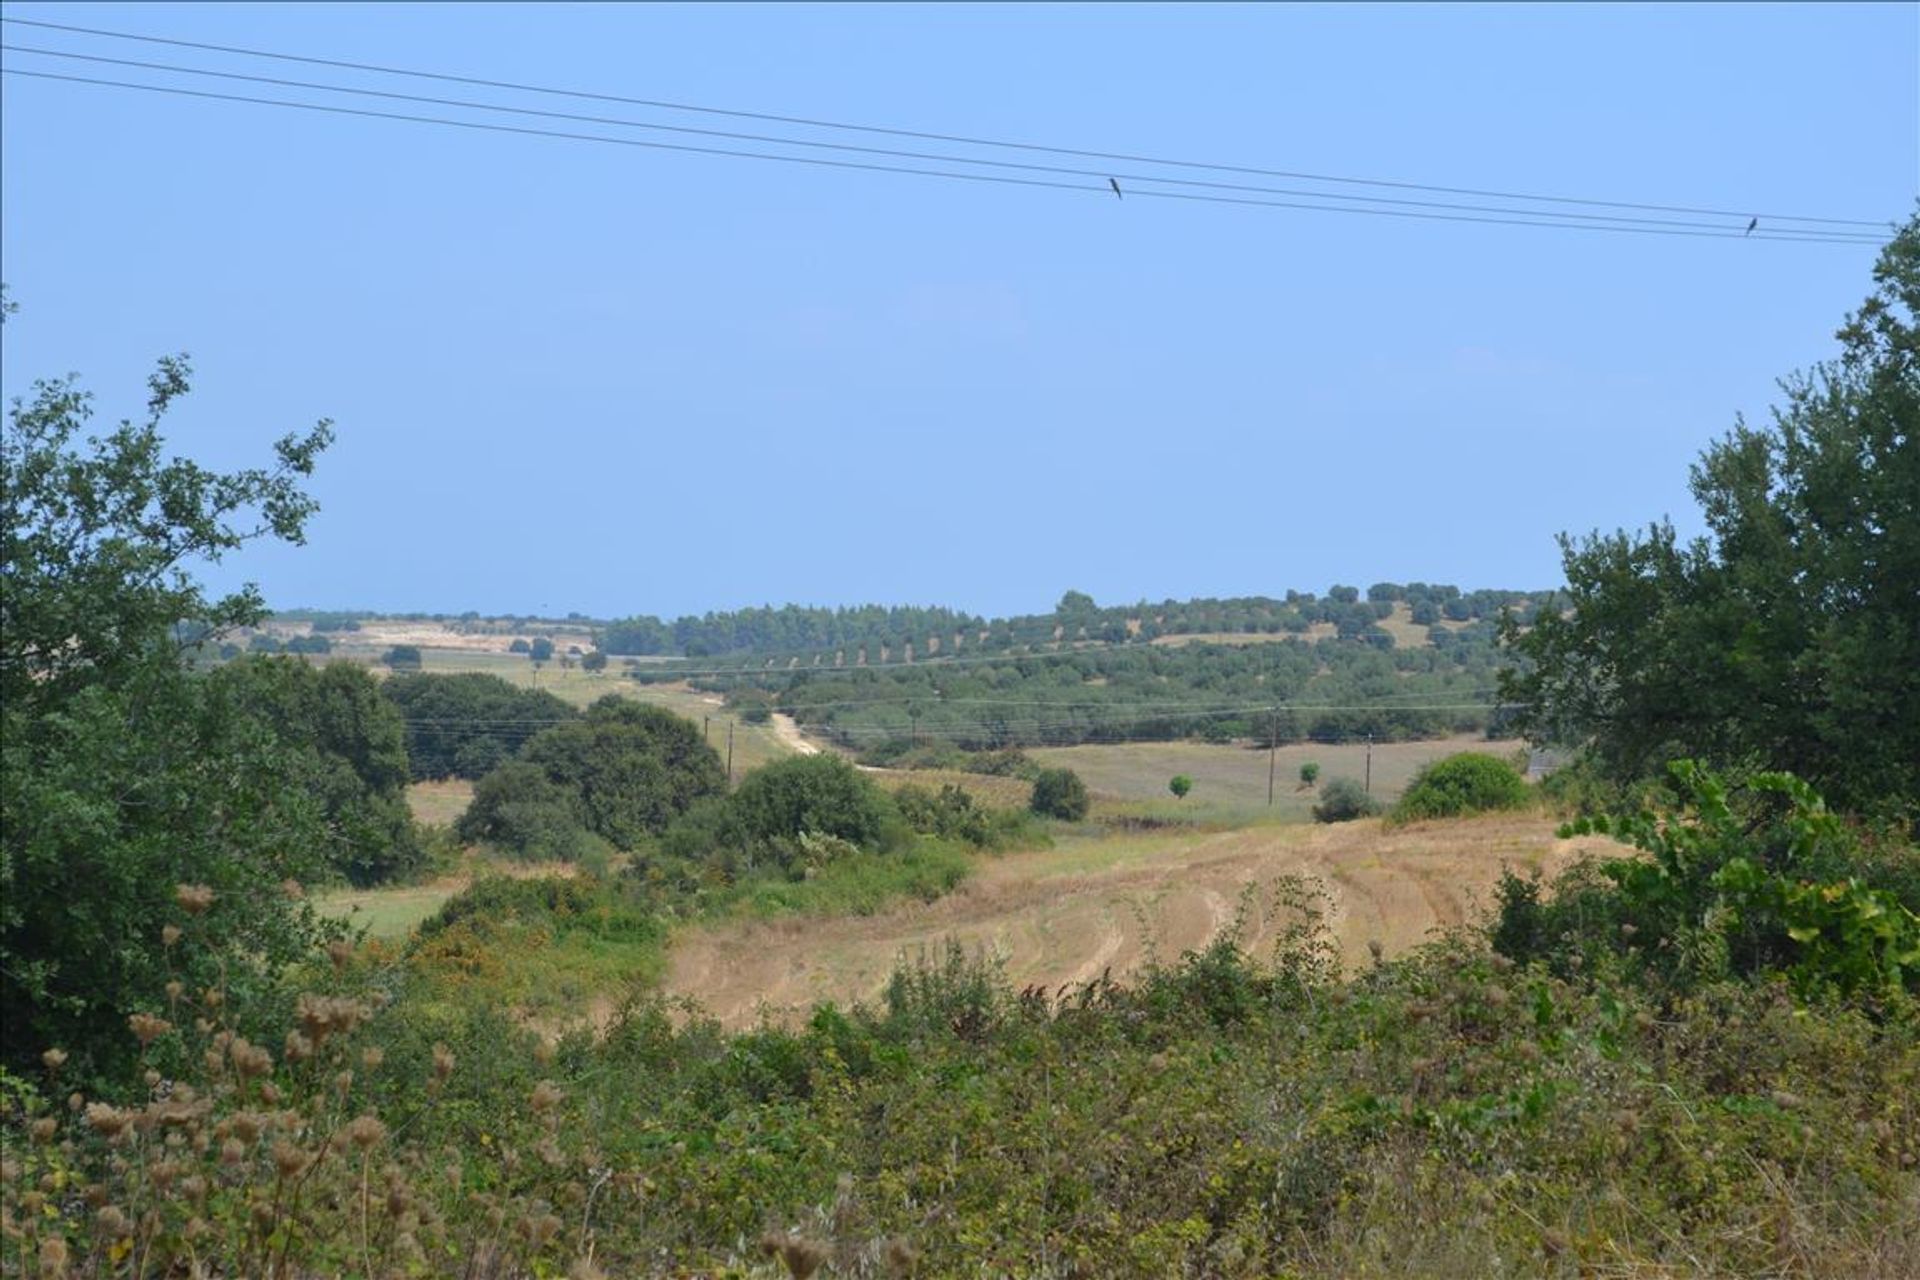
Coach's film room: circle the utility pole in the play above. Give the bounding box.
[1365,733,1373,795]
[703,715,710,744]
[910,703,921,749]
[1267,706,1279,806]
[726,720,735,786]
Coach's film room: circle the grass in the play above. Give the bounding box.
[405,778,475,826]
[316,879,467,940]
[1028,734,1518,825]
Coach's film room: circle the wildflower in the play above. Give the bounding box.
[174,884,214,915]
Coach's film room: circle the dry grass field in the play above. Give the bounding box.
[664,811,1612,1028]
[1029,734,1520,822]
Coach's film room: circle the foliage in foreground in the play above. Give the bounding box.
[1,345,338,1079]
[5,873,1917,1279]
[1495,762,1920,1002]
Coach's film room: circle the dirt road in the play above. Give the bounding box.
[663,813,1611,1028]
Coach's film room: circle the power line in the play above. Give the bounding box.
[1,14,1893,231]
[0,71,1888,244]
[0,43,1883,240]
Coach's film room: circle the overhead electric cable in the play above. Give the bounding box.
[0,66,1886,243]
[1,14,1892,231]
[0,43,1879,239]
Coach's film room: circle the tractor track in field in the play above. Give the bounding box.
[661,813,1612,1029]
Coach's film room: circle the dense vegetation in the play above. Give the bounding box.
[5,222,1917,1278]
[458,697,726,858]
[204,656,423,886]
[1390,751,1532,824]
[381,671,579,780]
[668,623,1519,755]
[602,584,1561,662]
[1503,217,1919,821]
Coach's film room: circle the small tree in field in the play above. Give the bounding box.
[1030,768,1090,821]
[382,643,422,671]
[581,649,609,672]
[1169,774,1193,800]
[1299,761,1321,789]
[529,637,555,663]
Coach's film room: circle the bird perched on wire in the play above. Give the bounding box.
[1109,178,1123,200]
[1746,217,1758,236]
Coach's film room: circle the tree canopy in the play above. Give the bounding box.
[381,671,579,780]
[1502,216,1919,818]
[1,346,337,1075]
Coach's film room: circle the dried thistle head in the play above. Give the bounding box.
[37,1235,69,1276]
[361,1046,385,1071]
[41,1047,68,1072]
[174,884,215,915]
[161,924,182,948]
[529,1080,563,1115]
[30,1117,58,1144]
[325,939,353,972]
[84,1104,131,1139]
[779,1238,831,1279]
[281,879,306,900]
[346,1114,387,1151]
[431,1043,455,1082]
[128,1013,172,1048]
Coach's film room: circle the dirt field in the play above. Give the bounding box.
[663,812,1613,1028]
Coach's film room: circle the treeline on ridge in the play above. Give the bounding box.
[598,582,1564,662]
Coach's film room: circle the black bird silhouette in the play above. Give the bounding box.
[1746,217,1758,236]
[1109,178,1123,200]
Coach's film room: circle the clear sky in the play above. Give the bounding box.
[3,2,1914,620]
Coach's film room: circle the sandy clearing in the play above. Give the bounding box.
[770,713,821,755]
[662,813,1613,1028]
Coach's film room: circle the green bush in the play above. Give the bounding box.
[1030,767,1090,820]
[1312,777,1379,823]
[660,754,903,877]
[1391,752,1531,823]
[1169,774,1193,800]
[1495,762,1920,998]
[455,760,592,861]
[1299,761,1320,788]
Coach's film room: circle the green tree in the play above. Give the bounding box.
[1299,761,1321,789]
[581,649,609,673]
[1030,767,1090,820]
[516,697,725,848]
[1391,752,1529,823]
[1502,217,1920,817]
[1,346,336,1076]
[1169,774,1193,800]
[528,637,555,663]
[206,657,423,885]
[381,672,578,780]
[382,644,423,670]
[454,760,595,861]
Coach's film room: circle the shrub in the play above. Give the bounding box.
[381,644,422,670]
[661,755,903,876]
[1299,761,1321,788]
[1030,767,1090,820]
[1312,777,1379,823]
[1391,752,1530,823]
[1169,774,1193,800]
[1495,762,1920,998]
[894,783,990,845]
[455,760,592,860]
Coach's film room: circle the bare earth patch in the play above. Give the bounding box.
[663,813,1614,1028]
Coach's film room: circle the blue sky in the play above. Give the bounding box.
[3,2,1914,620]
